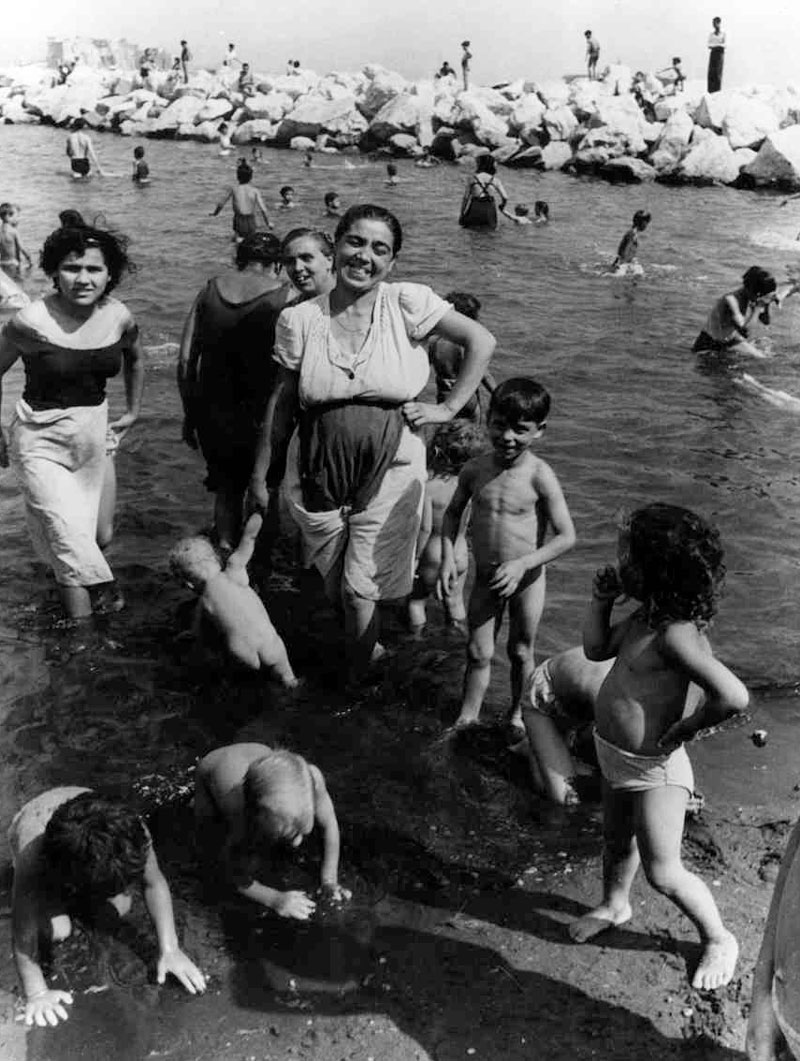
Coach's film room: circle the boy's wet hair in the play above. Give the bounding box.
[41,224,133,293]
[335,204,403,255]
[169,536,221,584]
[625,503,725,628]
[42,793,150,904]
[133,145,145,159]
[428,420,487,476]
[243,750,315,841]
[633,210,651,228]
[236,231,282,269]
[476,154,496,175]
[58,209,86,228]
[281,227,334,259]
[535,200,550,218]
[0,202,15,220]
[236,160,253,184]
[742,266,776,299]
[280,185,295,197]
[324,191,339,206]
[444,291,481,320]
[489,377,551,427]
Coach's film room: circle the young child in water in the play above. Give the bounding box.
[570,503,748,990]
[408,420,487,635]
[324,191,342,218]
[612,209,651,272]
[692,266,791,357]
[385,162,399,186]
[428,292,497,424]
[747,819,800,1060]
[218,122,232,155]
[440,378,577,732]
[169,513,297,687]
[131,145,150,185]
[0,203,32,278]
[534,201,550,224]
[195,743,350,918]
[10,788,206,1027]
[502,203,533,225]
[279,185,298,209]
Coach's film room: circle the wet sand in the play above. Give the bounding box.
[0,361,795,1060]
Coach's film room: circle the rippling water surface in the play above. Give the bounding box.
[2,124,800,689]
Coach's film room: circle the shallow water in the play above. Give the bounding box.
[1,124,800,810]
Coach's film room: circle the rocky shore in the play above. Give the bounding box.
[3,47,800,189]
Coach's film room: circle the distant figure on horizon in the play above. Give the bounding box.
[65,119,105,179]
[585,30,600,80]
[707,18,725,93]
[461,41,472,90]
[436,60,456,81]
[180,39,191,83]
[211,160,272,240]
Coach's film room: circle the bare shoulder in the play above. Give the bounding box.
[530,455,563,490]
[659,621,712,660]
[198,743,272,777]
[9,787,91,858]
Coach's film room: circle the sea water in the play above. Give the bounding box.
[1,124,799,805]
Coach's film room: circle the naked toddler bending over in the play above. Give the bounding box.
[170,513,297,686]
[440,377,576,732]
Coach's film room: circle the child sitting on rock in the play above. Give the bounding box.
[408,420,487,635]
[10,788,206,1027]
[195,743,350,918]
[170,513,297,686]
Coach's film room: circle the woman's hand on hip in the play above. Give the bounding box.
[402,401,453,429]
[109,411,139,443]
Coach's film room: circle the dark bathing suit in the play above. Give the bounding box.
[233,214,257,237]
[459,176,499,230]
[71,158,90,176]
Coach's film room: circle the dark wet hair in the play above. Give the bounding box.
[41,225,133,293]
[386,162,398,176]
[712,17,721,26]
[489,377,551,426]
[534,200,550,219]
[236,232,282,269]
[633,210,651,228]
[42,793,149,904]
[742,266,776,300]
[280,185,295,197]
[0,202,15,220]
[334,204,403,255]
[58,209,87,228]
[584,29,592,36]
[71,117,86,130]
[236,160,253,184]
[475,154,496,175]
[324,191,339,206]
[428,420,487,476]
[281,227,334,258]
[133,145,145,159]
[444,291,481,320]
[623,503,725,628]
[672,57,682,65]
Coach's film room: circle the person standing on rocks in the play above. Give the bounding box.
[707,17,725,93]
[180,39,191,83]
[460,41,472,90]
[585,30,600,80]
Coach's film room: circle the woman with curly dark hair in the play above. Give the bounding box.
[9,787,205,1028]
[0,224,144,618]
[571,503,749,992]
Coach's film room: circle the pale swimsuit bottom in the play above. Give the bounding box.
[593,730,695,795]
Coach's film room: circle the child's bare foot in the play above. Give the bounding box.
[691,930,738,990]
[568,901,632,942]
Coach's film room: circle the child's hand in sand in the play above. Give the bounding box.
[592,565,623,601]
[319,882,352,904]
[157,948,207,994]
[18,988,73,1027]
[275,890,316,920]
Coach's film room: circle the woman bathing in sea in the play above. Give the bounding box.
[692,267,797,357]
[459,155,509,231]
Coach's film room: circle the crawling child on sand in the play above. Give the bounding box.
[195,743,350,919]
[408,419,487,635]
[10,788,205,1027]
[570,503,748,990]
[440,378,576,733]
[170,513,297,686]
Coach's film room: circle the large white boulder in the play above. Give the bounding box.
[569,78,604,118]
[678,131,740,184]
[600,156,656,183]
[281,96,367,143]
[536,80,571,108]
[722,96,779,150]
[541,141,573,169]
[151,95,204,132]
[693,91,732,131]
[744,126,800,186]
[289,135,315,151]
[451,91,508,148]
[584,98,648,155]
[232,119,279,144]
[357,65,408,119]
[2,99,38,123]
[543,105,578,141]
[244,92,292,122]
[196,97,233,123]
[508,94,546,143]
[655,110,694,157]
[653,95,688,122]
[733,147,757,170]
[603,63,633,95]
[368,92,421,142]
[472,85,514,117]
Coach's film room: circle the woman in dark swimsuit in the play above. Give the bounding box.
[459,155,509,231]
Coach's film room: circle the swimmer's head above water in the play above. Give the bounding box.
[236,159,253,184]
[632,210,652,231]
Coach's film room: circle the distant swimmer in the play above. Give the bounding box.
[385,161,399,186]
[211,159,272,240]
[65,119,105,179]
[131,145,150,185]
[612,209,651,274]
[303,148,313,168]
[502,203,533,225]
[279,185,298,210]
[324,191,342,219]
[691,267,796,357]
[534,200,550,224]
[218,122,232,156]
[0,203,33,279]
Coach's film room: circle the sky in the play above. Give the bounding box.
[3,0,800,89]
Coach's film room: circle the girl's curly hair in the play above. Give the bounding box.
[625,503,725,628]
[427,419,487,476]
[41,224,133,294]
[42,793,150,905]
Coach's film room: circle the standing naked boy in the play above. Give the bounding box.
[211,160,272,240]
[440,377,576,732]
